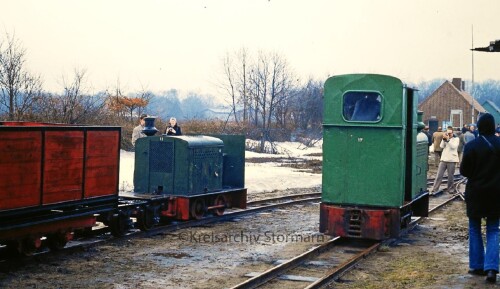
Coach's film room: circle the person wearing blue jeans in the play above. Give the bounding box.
[460,113,500,283]
[468,218,499,277]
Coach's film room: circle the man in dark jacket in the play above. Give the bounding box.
[460,113,500,283]
[423,126,432,147]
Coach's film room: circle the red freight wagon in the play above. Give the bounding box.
[0,122,120,255]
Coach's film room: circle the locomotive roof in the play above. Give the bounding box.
[159,135,224,147]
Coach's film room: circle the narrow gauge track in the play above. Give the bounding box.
[141,193,321,237]
[247,193,321,206]
[229,180,464,289]
[0,192,322,264]
[426,173,463,186]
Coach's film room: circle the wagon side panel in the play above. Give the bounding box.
[0,131,42,210]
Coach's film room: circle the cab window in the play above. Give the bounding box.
[343,91,382,122]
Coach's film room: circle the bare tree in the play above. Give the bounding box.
[235,48,250,123]
[219,48,251,124]
[37,68,107,124]
[60,68,86,123]
[0,32,43,120]
[286,78,323,145]
[289,78,323,130]
[219,49,300,151]
[135,84,153,119]
[221,52,239,123]
[249,51,296,152]
[17,72,43,119]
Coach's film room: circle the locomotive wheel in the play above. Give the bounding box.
[47,232,71,251]
[137,207,155,231]
[212,195,227,216]
[110,212,129,237]
[74,227,93,238]
[190,198,206,220]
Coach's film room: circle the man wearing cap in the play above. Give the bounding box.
[132,114,148,147]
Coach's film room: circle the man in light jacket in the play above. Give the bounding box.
[132,114,148,147]
[431,127,444,167]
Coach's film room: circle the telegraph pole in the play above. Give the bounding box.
[471,25,475,124]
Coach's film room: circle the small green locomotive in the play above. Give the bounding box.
[123,133,247,227]
[319,74,429,240]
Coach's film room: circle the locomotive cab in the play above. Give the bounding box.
[320,74,429,240]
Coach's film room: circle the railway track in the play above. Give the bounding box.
[228,180,463,289]
[0,192,322,264]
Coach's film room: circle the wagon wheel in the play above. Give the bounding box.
[137,206,156,231]
[190,198,206,220]
[47,232,71,251]
[212,195,227,216]
[110,212,129,237]
[19,237,42,256]
[3,240,21,256]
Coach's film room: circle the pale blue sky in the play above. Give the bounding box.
[2,0,500,96]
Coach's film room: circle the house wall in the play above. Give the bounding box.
[419,81,480,128]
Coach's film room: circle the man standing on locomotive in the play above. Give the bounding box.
[460,113,500,283]
[430,127,459,195]
[132,114,148,147]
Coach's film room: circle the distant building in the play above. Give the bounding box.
[418,78,486,129]
[481,100,500,126]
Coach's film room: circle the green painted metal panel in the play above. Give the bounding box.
[322,126,404,207]
[414,139,429,196]
[133,137,152,193]
[134,135,224,196]
[324,74,404,127]
[208,134,246,189]
[322,74,412,208]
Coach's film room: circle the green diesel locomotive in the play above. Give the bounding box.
[319,74,429,240]
[119,133,247,231]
